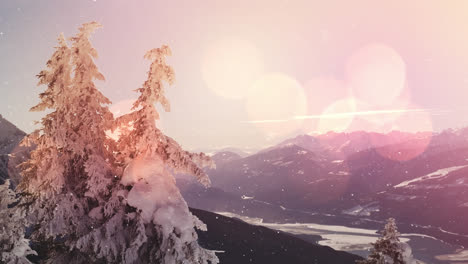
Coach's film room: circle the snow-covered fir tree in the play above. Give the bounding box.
[17,23,117,262]
[108,45,218,263]
[358,218,420,264]
[10,21,216,264]
[17,31,83,259]
[0,180,36,263]
[19,32,72,194]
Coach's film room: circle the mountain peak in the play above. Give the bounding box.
[0,115,25,142]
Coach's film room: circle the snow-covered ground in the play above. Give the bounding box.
[436,249,468,262]
[328,170,350,176]
[394,165,468,188]
[342,204,380,216]
[217,211,380,252]
[331,160,344,163]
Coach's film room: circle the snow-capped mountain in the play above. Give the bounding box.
[376,164,468,239]
[194,146,257,158]
[210,151,243,166]
[263,131,434,160]
[182,129,468,250]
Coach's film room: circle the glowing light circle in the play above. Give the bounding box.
[201,37,264,99]
[245,73,307,136]
[354,87,412,126]
[317,97,357,134]
[346,43,406,107]
[303,78,348,133]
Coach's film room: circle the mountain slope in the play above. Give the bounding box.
[0,114,26,153]
[0,114,28,185]
[191,208,363,264]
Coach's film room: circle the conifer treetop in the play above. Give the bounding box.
[70,22,105,82]
[382,218,400,242]
[32,33,71,112]
[18,32,72,194]
[115,45,213,187]
[134,45,173,119]
[357,218,407,264]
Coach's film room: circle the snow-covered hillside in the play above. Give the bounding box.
[394,165,468,188]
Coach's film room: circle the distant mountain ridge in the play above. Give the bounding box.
[181,128,468,250]
[263,130,434,159]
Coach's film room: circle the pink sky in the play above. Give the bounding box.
[1,0,468,150]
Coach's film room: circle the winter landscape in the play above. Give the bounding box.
[2,1,468,264]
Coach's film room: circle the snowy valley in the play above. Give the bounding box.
[180,131,468,263]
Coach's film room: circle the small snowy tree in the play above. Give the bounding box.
[109,45,218,263]
[358,218,420,264]
[0,180,36,263]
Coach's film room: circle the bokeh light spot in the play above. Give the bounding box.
[245,73,306,136]
[303,78,348,133]
[346,43,406,107]
[201,37,264,99]
[317,97,357,134]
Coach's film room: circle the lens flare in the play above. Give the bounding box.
[303,78,348,133]
[355,86,412,126]
[245,73,306,136]
[201,37,264,99]
[317,97,357,133]
[346,43,406,107]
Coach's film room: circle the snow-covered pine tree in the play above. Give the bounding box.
[109,45,218,263]
[67,21,114,201]
[19,33,71,194]
[358,218,419,264]
[17,32,84,253]
[18,23,116,262]
[0,180,36,263]
[15,22,216,264]
[357,218,404,264]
